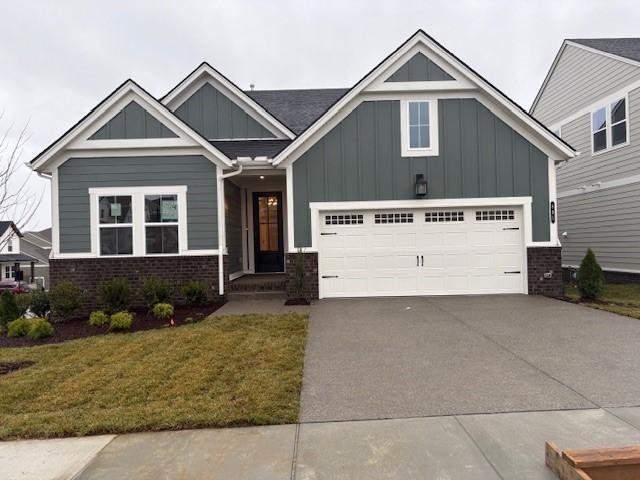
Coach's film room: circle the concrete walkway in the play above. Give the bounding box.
[4,407,640,479]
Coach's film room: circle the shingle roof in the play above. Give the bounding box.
[0,253,39,263]
[21,233,51,264]
[210,139,292,160]
[245,88,349,135]
[570,38,640,64]
[0,221,15,237]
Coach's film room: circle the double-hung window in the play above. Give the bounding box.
[91,186,186,257]
[592,97,628,154]
[401,98,439,157]
[98,195,133,255]
[145,195,179,254]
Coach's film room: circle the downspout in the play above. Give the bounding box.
[217,164,243,297]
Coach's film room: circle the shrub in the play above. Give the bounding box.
[7,317,31,337]
[28,318,53,339]
[88,310,110,327]
[49,281,83,322]
[0,290,20,327]
[99,278,130,313]
[181,280,208,306]
[142,277,174,308]
[152,302,174,321]
[15,293,32,318]
[577,248,605,301]
[110,311,134,330]
[30,290,50,318]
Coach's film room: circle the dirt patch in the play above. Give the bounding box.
[0,302,224,348]
[0,360,35,375]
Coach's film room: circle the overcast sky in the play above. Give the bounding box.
[1,0,638,229]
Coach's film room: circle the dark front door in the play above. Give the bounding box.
[253,192,284,273]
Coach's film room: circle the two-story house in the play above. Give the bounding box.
[532,38,640,281]
[29,30,574,307]
[0,222,49,288]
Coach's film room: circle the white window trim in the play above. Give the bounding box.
[590,94,630,156]
[88,186,188,258]
[400,98,439,157]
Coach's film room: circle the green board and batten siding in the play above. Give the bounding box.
[385,52,455,82]
[174,83,275,140]
[292,98,550,247]
[58,156,218,253]
[90,101,177,140]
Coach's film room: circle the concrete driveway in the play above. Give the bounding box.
[301,295,640,422]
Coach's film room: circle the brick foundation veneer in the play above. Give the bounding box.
[50,255,228,316]
[527,247,562,297]
[285,252,319,300]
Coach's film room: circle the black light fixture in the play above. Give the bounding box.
[415,174,428,197]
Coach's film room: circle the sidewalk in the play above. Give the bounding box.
[3,407,640,479]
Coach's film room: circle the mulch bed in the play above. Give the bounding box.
[284,298,311,306]
[0,302,224,349]
[0,360,35,375]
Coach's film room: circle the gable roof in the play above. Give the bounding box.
[274,29,576,167]
[210,139,291,160]
[161,62,295,140]
[245,89,349,135]
[30,79,234,172]
[0,222,20,238]
[570,38,640,64]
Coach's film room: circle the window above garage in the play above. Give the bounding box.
[400,98,439,157]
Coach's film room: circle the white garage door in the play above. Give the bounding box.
[318,207,524,297]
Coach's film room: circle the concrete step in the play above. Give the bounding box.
[226,291,287,301]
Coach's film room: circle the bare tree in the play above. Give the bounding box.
[0,113,43,248]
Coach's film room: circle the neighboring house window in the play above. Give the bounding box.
[90,186,186,257]
[6,238,12,252]
[4,265,15,280]
[98,195,133,255]
[592,97,628,154]
[144,195,179,254]
[400,98,439,157]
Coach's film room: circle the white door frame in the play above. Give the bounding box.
[310,197,534,299]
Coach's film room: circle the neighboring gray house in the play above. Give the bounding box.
[30,30,574,304]
[531,38,640,280]
[0,222,48,288]
[21,228,51,289]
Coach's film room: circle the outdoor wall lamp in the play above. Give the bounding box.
[415,174,428,197]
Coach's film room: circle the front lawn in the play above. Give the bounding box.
[0,313,308,440]
[564,283,640,319]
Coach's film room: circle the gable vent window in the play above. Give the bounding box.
[425,211,464,222]
[475,210,515,221]
[374,213,414,224]
[592,97,627,154]
[325,214,363,225]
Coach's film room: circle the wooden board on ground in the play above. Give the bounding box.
[546,441,640,480]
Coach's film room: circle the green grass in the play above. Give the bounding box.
[0,313,308,440]
[564,283,640,319]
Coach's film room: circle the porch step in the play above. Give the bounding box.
[226,291,287,301]
[228,274,287,293]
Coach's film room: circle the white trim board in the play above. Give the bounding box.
[30,80,233,173]
[558,172,640,198]
[274,30,574,168]
[162,63,294,140]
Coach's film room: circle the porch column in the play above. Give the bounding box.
[30,261,35,284]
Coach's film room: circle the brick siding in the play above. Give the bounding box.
[527,247,562,297]
[49,255,227,317]
[285,252,319,300]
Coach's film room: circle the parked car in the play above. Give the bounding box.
[0,281,32,294]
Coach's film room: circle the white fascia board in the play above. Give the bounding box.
[162,63,295,140]
[31,80,234,173]
[274,31,574,168]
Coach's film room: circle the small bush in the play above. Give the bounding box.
[49,281,83,322]
[142,277,174,308]
[181,280,208,306]
[88,310,110,327]
[28,318,53,339]
[30,290,50,318]
[152,303,174,321]
[7,317,31,337]
[15,293,32,318]
[577,248,605,301]
[0,291,20,327]
[110,311,134,330]
[99,278,130,313]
